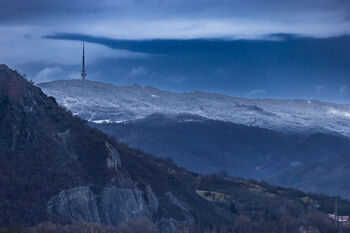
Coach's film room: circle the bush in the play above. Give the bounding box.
[229,202,238,214]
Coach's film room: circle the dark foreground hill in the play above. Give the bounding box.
[0,64,214,231]
[1,64,350,233]
[92,113,350,180]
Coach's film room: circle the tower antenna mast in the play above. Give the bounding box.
[81,42,87,80]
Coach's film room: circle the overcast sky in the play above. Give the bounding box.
[1,0,350,102]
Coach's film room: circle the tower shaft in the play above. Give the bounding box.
[81,42,87,80]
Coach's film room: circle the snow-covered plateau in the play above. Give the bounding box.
[38,79,350,137]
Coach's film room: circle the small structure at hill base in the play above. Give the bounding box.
[328,197,350,227]
[328,214,350,226]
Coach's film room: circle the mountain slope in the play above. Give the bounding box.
[2,65,350,232]
[92,113,350,179]
[38,79,350,137]
[0,64,217,230]
[271,152,350,199]
[38,79,350,200]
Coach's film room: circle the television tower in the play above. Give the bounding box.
[81,42,87,80]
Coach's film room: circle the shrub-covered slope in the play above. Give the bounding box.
[92,113,350,180]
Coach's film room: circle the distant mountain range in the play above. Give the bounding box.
[38,79,350,200]
[3,65,350,232]
[91,113,350,180]
[38,79,350,137]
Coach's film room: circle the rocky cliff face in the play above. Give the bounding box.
[47,186,159,226]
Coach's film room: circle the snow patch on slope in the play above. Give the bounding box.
[38,80,350,137]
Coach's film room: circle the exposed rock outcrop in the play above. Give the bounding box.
[47,185,159,226]
[105,142,122,171]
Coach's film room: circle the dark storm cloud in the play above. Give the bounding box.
[2,0,350,39]
[46,33,300,55]
[0,0,73,21]
[45,32,350,61]
[2,0,350,22]
[139,0,350,19]
[0,0,118,22]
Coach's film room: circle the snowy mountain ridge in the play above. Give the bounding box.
[38,79,350,137]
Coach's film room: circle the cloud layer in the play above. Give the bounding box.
[2,0,350,39]
[1,1,350,102]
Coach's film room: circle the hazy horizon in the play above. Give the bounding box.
[34,76,350,105]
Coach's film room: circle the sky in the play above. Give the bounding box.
[1,0,350,102]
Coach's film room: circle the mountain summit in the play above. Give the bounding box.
[39,79,350,137]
